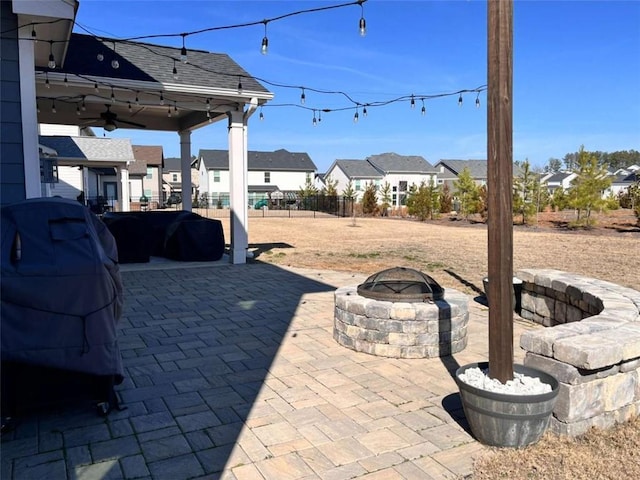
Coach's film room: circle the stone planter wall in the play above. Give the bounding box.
[517,268,640,437]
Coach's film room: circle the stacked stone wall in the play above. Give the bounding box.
[517,268,640,436]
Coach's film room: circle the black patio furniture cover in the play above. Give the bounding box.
[164,217,225,261]
[1,197,124,383]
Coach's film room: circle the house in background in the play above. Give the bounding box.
[605,171,639,198]
[197,149,317,208]
[38,130,135,213]
[163,157,199,204]
[131,145,164,209]
[325,152,437,207]
[539,171,578,196]
[434,158,524,192]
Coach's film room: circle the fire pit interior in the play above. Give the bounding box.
[334,267,469,359]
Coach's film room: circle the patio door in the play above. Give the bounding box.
[104,181,118,211]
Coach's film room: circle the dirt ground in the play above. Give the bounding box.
[233,208,639,479]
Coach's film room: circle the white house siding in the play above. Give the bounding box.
[324,167,352,197]
[384,173,436,207]
[248,170,309,191]
[48,165,82,199]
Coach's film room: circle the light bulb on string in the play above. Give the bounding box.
[359,1,367,36]
[64,74,68,87]
[259,107,264,121]
[135,92,140,105]
[81,97,86,111]
[48,41,56,69]
[31,26,37,42]
[421,99,426,116]
[410,95,415,109]
[51,100,56,114]
[172,60,179,80]
[45,72,50,88]
[110,87,116,103]
[458,94,463,107]
[174,102,178,113]
[318,111,322,123]
[363,106,368,117]
[128,101,132,113]
[76,104,81,116]
[180,34,188,63]
[167,106,172,118]
[353,108,359,123]
[300,88,306,105]
[111,42,119,69]
[207,111,212,123]
[312,111,317,126]
[206,98,211,111]
[237,76,243,94]
[475,94,481,108]
[159,92,164,106]
[261,21,269,55]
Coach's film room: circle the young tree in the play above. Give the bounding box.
[567,146,612,227]
[513,159,538,225]
[380,181,392,216]
[551,187,569,211]
[323,175,338,196]
[453,167,479,220]
[406,178,441,221]
[439,183,453,213]
[299,177,318,210]
[342,180,356,200]
[361,182,378,215]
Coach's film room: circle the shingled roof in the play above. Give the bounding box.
[366,152,435,173]
[331,159,383,179]
[198,149,316,172]
[38,136,134,163]
[60,34,270,95]
[436,159,523,179]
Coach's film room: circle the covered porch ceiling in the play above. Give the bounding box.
[34,33,273,132]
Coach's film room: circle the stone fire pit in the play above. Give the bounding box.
[334,284,469,359]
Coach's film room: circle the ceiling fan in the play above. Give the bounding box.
[81,104,146,131]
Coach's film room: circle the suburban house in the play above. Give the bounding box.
[197,149,317,208]
[130,145,164,209]
[325,153,437,206]
[162,157,200,205]
[539,171,578,195]
[605,171,639,198]
[2,0,273,263]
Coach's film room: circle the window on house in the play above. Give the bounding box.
[213,170,220,183]
[399,181,408,192]
[355,180,361,191]
[392,186,397,192]
[146,167,153,179]
[172,173,178,182]
[437,179,444,184]
[264,172,271,183]
[306,172,312,182]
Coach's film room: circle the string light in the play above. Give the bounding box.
[363,106,368,117]
[110,87,116,103]
[421,98,426,115]
[159,92,164,105]
[312,110,317,126]
[64,74,68,87]
[172,60,179,80]
[410,95,415,109]
[135,92,140,105]
[237,76,243,94]
[180,33,188,63]
[174,102,178,113]
[318,110,322,123]
[45,72,50,88]
[167,106,172,117]
[48,40,56,69]
[81,96,86,111]
[206,98,211,111]
[458,94,463,107]
[76,104,81,115]
[207,110,212,123]
[261,21,269,55]
[31,26,37,42]
[128,101,132,113]
[353,107,359,123]
[51,99,56,114]
[259,107,264,121]
[110,42,119,69]
[475,93,481,108]
[358,0,367,37]
[300,88,306,105]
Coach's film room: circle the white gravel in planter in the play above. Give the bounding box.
[459,367,552,395]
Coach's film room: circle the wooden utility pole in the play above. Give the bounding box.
[487,0,514,382]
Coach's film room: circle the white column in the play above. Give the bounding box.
[18,37,41,198]
[115,167,130,212]
[228,109,248,264]
[179,130,193,211]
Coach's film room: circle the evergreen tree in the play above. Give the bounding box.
[453,167,479,220]
[567,146,612,227]
[323,175,338,196]
[426,177,440,220]
[406,181,431,221]
[342,180,356,200]
[380,181,392,215]
[439,183,453,213]
[299,177,318,210]
[513,159,538,225]
[361,182,378,215]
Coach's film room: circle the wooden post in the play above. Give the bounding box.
[487,0,514,382]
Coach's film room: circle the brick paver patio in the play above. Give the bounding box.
[1,262,533,479]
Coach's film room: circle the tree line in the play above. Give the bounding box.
[545,149,639,173]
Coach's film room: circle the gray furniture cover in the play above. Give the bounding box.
[1,197,124,383]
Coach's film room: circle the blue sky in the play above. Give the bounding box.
[73,0,640,172]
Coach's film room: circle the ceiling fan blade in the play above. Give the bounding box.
[117,119,147,128]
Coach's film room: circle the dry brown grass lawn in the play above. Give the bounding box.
[230,209,638,479]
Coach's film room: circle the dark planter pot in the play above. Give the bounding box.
[482,276,523,314]
[455,362,559,448]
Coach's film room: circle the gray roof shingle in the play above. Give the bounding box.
[199,149,316,172]
[59,34,270,94]
[333,160,383,179]
[38,136,134,162]
[366,152,435,173]
[436,159,523,179]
